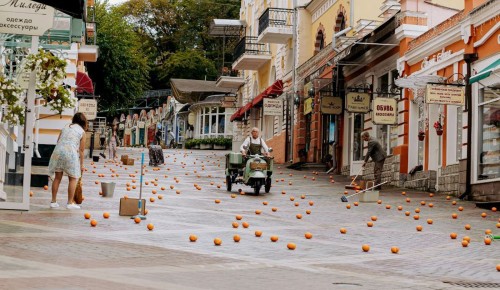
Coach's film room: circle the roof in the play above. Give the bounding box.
[170,79,233,104]
[209,19,246,37]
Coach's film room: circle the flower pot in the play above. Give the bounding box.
[436,129,443,136]
[214,144,225,150]
[193,145,200,149]
[418,135,425,141]
[200,143,213,150]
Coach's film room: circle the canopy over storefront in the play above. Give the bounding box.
[469,58,500,84]
[33,0,85,19]
[170,78,233,104]
[251,80,284,106]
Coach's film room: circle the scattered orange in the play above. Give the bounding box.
[255,230,262,237]
[304,232,313,239]
[427,218,433,224]
[461,240,469,247]
[235,215,243,220]
[450,232,457,239]
[308,201,314,206]
[262,201,268,205]
[452,213,458,219]
[397,206,403,211]
[215,199,221,204]
[481,212,487,218]
[420,201,426,206]
[485,229,492,234]
[406,198,411,203]
[233,234,241,242]
[452,201,457,205]
[362,244,370,252]
[463,236,471,242]
[390,246,399,254]
[290,197,295,201]
[147,223,154,231]
[272,207,278,212]
[232,222,239,228]
[84,212,91,219]
[296,214,303,219]
[43,185,49,190]
[458,206,464,211]
[214,238,222,246]
[134,217,141,224]
[255,210,262,215]
[270,235,279,242]
[189,234,197,242]
[103,212,110,219]
[354,202,359,206]
[367,222,374,227]
[242,222,249,228]
[287,243,296,250]
[346,204,351,209]
[150,197,155,202]
[496,264,500,271]
[413,215,420,220]
[484,238,492,245]
[305,209,311,214]
[464,224,471,230]
[416,225,423,231]
[158,194,163,200]
[90,219,97,227]
[371,216,378,221]
[385,205,391,209]
[415,208,421,213]
[428,203,434,208]
[405,211,411,216]
[340,228,347,234]
[377,200,382,204]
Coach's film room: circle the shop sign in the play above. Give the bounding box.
[372,98,397,125]
[223,96,237,102]
[188,112,195,125]
[0,0,55,36]
[320,96,342,115]
[303,97,313,115]
[263,98,282,116]
[77,99,97,120]
[425,84,465,105]
[221,101,235,108]
[346,92,370,113]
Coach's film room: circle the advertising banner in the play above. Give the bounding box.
[0,0,55,36]
[263,98,282,116]
[78,99,97,120]
[346,92,370,113]
[425,84,465,105]
[372,98,397,125]
[320,96,342,115]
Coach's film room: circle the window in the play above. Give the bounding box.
[198,106,231,139]
[353,113,363,161]
[477,87,500,181]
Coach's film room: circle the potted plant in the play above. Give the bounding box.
[418,130,425,141]
[193,139,201,149]
[24,49,75,114]
[0,74,25,125]
[200,138,213,149]
[434,120,443,136]
[213,137,226,150]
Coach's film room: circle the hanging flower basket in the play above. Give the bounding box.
[434,120,443,136]
[418,131,425,141]
[0,74,25,125]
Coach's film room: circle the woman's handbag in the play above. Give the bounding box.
[74,177,83,204]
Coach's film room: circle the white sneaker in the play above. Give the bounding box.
[66,203,81,209]
[50,202,59,208]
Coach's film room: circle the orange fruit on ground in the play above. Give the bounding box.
[385,205,391,209]
[450,232,457,239]
[235,215,243,220]
[304,232,313,239]
[272,207,278,212]
[255,230,262,237]
[354,202,359,206]
[458,206,464,211]
[377,200,382,204]
[461,240,469,247]
[214,238,222,246]
[401,191,406,195]
[484,238,492,245]
[270,235,279,242]
[290,197,295,201]
[215,199,221,204]
[145,181,149,185]
[84,212,91,219]
[497,223,500,228]
[281,190,286,194]
[158,194,163,200]
[176,190,181,194]
[496,264,500,271]
[452,213,458,219]
[463,236,471,242]
[429,193,434,197]
[90,219,97,227]
[134,217,141,224]
[427,219,433,224]
[150,197,155,202]
[346,204,351,209]
[428,203,434,208]
[305,209,311,214]
[340,228,347,234]
[43,185,49,190]
[294,202,299,207]
[287,243,296,250]
[452,201,457,205]
[405,211,410,216]
[152,190,157,194]
[492,207,497,212]
[413,215,420,220]
[147,223,154,231]
[232,222,239,228]
[301,195,306,199]
[391,246,399,254]
[233,234,241,242]
[296,214,303,219]
[406,198,411,203]
[415,208,421,213]
[362,244,370,252]
[485,229,492,234]
[308,201,314,206]
[242,222,249,228]
[170,185,174,189]
[189,235,197,242]
[481,212,487,218]
[132,185,137,189]
[420,201,426,206]
[464,224,471,230]
[103,212,110,219]
[371,216,377,221]
[30,191,33,197]
[446,196,451,200]
[367,222,374,227]
[255,210,262,215]
[262,201,268,205]
[416,225,423,231]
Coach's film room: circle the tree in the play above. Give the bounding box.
[159,50,218,82]
[87,0,150,116]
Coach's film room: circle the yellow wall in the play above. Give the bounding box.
[432,0,464,9]
[353,0,386,27]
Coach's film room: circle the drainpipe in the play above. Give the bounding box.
[290,0,298,163]
[34,105,41,158]
[463,53,478,200]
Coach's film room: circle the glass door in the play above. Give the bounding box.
[350,113,364,175]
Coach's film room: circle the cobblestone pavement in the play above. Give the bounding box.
[1,148,499,290]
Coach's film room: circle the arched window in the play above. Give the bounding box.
[314,26,325,54]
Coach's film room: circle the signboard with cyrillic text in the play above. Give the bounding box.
[263,98,282,116]
[78,99,97,120]
[425,84,465,105]
[321,96,342,114]
[372,98,397,125]
[0,0,55,36]
[346,92,370,113]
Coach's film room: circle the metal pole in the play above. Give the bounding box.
[290,0,298,163]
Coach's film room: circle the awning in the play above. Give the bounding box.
[33,0,85,19]
[230,102,253,122]
[469,58,500,84]
[76,71,94,94]
[251,80,284,107]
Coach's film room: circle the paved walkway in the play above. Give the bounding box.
[0,148,499,289]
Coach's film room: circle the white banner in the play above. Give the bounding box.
[425,84,465,105]
[263,98,282,116]
[78,99,97,120]
[372,98,397,125]
[0,0,55,36]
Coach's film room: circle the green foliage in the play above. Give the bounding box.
[0,75,24,125]
[159,50,218,82]
[87,1,150,116]
[186,137,231,148]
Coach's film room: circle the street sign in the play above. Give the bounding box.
[320,96,342,115]
[346,92,370,113]
[221,101,236,108]
[263,98,282,116]
[223,96,237,102]
[78,99,97,120]
[425,84,465,105]
[0,0,55,36]
[372,98,397,125]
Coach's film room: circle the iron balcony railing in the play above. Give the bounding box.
[258,8,294,35]
[233,36,270,61]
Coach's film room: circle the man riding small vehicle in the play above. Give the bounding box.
[225,127,273,195]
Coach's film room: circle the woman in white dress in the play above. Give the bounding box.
[48,113,87,209]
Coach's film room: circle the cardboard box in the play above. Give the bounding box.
[120,155,128,163]
[119,198,146,216]
[125,158,135,166]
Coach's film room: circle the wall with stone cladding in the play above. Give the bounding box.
[266,133,286,164]
[403,170,437,192]
[437,164,459,195]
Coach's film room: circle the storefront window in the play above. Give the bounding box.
[198,106,231,138]
[376,125,388,153]
[353,114,363,161]
[477,87,500,181]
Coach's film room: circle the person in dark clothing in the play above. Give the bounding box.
[155,130,162,146]
[362,131,387,190]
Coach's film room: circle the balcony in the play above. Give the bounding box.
[232,36,271,71]
[215,68,245,89]
[257,8,294,44]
